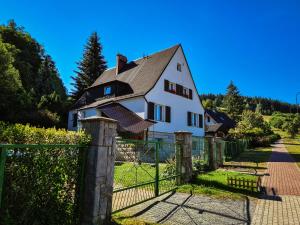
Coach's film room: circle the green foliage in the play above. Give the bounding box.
[270,112,300,138]
[0,122,90,225]
[202,99,214,109]
[200,93,298,115]
[71,32,107,101]
[0,20,67,127]
[229,110,279,146]
[0,38,26,121]
[0,121,90,144]
[222,81,244,120]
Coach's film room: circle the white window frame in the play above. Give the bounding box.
[104,86,112,95]
[191,112,200,127]
[183,87,189,96]
[154,104,165,122]
[168,82,176,92]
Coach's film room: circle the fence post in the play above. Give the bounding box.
[174,131,193,183]
[207,137,217,170]
[80,117,118,225]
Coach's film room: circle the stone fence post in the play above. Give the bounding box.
[80,117,117,225]
[174,131,193,183]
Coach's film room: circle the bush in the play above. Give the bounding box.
[0,121,90,144]
[0,122,91,225]
[229,110,279,147]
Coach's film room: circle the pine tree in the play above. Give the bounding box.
[223,81,244,121]
[71,32,107,101]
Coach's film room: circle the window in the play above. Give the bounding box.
[104,86,112,95]
[192,113,198,127]
[154,104,164,121]
[207,116,210,122]
[183,87,189,97]
[188,112,203,128]
[169,82,176,92]
[72,113,78,127]
[177,63,182,72]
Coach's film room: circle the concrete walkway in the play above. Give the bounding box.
[251,141,300,225]
[121,192,256,225]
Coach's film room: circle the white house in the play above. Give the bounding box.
[68,44,205,143]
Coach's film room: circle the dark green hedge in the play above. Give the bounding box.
[0,122,91,225]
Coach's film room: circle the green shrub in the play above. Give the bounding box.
[0,122,91,225]
[0,121,90,144]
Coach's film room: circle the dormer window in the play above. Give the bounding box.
[177,63,182,72]
[104,86,112,95]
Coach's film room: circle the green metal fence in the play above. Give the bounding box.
[112,139,181,213]
[224,139,249,160]
[0,144,87,225]
[191,137,210,172]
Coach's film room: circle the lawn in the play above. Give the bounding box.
[112,217,158,225]
[283,138,300,168]
[224,146,272,172]
[177,170,259,199]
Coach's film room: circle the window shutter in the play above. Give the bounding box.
[165,106,171,123]
[72,113,78,127]
[198,114,203,128]
[148,102,155,120]
[187,111,192,126]
[176,84,183,96]
[164,80,169,92]
[189,89,193,99]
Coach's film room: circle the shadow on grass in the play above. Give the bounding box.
[226,148,272,164]
[190,176,260,198]
[282,142,300,146]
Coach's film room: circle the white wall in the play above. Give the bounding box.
[205,114,217,126]
[119,97,146,119]
[145,46,205,136]
[68,108,99,130]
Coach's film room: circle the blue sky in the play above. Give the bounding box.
[1,0,300,103]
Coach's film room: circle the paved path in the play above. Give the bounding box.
[120,192,256,225]
[251,141,300,225]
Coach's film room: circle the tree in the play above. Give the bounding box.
[255,103,263,114]
[0,38,25,120]
[71,32,107,101]
[202,99,214,109]
[0,20,67,127]
[222,81,244,120]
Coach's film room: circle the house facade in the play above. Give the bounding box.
[68,44,205,143]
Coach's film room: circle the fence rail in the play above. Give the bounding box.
[227,176,261,192]
[0,143,87,225]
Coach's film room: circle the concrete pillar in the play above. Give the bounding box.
[80,117,117,225]
[174,131,193,183]
[207,137,217,170]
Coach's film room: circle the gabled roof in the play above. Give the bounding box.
[205,109,236,129]
[91,44,180,96]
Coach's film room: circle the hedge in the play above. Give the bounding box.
[0,121,91,145]
[0,122,91,225]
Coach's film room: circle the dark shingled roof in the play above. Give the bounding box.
[91,44,180,96]
[98,103,155,134]
[205,109,236,129]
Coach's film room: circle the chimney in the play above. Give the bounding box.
[116,54,127,75]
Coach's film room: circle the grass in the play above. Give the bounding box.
[177,170,259,199]
[224,146,272,170]
[112,217,159,225]
[283,138,300,168]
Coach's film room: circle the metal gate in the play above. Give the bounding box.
[112,139,181,213]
